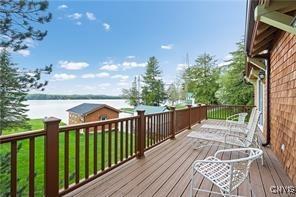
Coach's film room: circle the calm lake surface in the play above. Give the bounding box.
[25,99,132,124]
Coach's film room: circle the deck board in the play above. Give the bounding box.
[66,120,294,197]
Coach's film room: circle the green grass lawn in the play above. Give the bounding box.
[120,107,134,113]
[2,119,49,136]
[0,119,135,196]
[207,107,251,121]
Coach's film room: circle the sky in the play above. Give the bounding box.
[12,0,247,96]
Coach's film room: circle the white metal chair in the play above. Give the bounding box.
[187,110,261,149]
[190,148,263,197]
[226,112,248,125]
[201,108,256,134]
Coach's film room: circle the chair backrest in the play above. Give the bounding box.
[244,110,261,147]
[237,113,248,124]
[229,148,263,192]
[246,107,257,130]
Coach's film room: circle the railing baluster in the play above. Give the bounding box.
[125,120,129,159]
[94,126,98,174]
[158,114,160,142]
[120,121,123,161]
[135,118,138,152]
[153,115,156,144]
[114,122,118,164]
[130,120,133,155]
[163,113,166,139]
[11,141,17,197]
[85,128,89,179]
[29,138,35,197]
[75,129,80,183]
[108,123,112,167]
[64,130,69,189]
[101,125,105,171]
[147,117,150,147]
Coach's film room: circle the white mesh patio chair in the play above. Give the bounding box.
[187,110,264,165]
[201,108,256,134]
[190,148,263,197]
[187,110,261,149]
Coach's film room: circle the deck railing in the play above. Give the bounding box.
[0,104,225,196]
[206,105,254,120]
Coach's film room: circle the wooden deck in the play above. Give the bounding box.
[66,120,293,197]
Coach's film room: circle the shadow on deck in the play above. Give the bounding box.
[66,120,293,197]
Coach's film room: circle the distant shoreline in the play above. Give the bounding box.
[26,94,124,100]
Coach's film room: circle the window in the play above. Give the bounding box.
[99,115,108,121]
[258,79,264,130]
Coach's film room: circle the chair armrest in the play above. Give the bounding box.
[214,147,256,157]
[226,114,239,121]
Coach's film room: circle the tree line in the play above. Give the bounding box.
[26,94,123,100]
[123,40,254,107]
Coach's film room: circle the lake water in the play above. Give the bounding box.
[25,99,132,124]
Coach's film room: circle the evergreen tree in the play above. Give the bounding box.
[142,57,166,106]
[216,40,254,105]
[0,50,51,135]
[0,0,52,51]
[122,77,140,107]
[167,83,178,105]
[183,53,220,104]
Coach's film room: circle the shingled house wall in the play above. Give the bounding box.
[269,31,296,183]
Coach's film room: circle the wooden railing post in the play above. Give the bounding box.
[170,107,176,139]
[187,104,192,129]
[137,110,145,158]
[44,117,61,197]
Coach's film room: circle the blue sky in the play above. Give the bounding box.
[12,1,246,95]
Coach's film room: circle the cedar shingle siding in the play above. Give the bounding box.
[270,31,296,183]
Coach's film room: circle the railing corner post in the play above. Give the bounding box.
[170,106,176,139]
[137,110,145,159]
[187,104,192,129]
[43,117,61,197]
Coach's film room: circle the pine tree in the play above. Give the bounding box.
[167,83,179,105]
[0,50,51,135]
[0,0,52,51]
[122,77,140,107]
[216,40,254,105]
[141,57,166,106]
[183,53,220,104]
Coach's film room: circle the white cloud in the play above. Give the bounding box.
[58,4,68,9]
[100,64,119,71]
[117,82,129,86]
[112,74,129,81]
[102,23,111,31]
[17,49,30,57]
[100,83,111,87]
[126,56,135,59]
[218,54,233,67]
[223,54,233,61]
[122,61,146,70]
[68,13,82,20]
[81,74,96,79]
[59,60,89,70]
[96,72,110,78]
[176,63,190,71]
[53,73,76,81]
[86,12,96,21]
[76,21,82,26]
[218,61,232,67]
[161,44,173,50]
